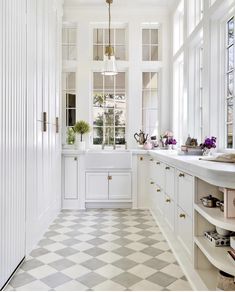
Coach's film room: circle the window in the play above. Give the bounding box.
[225,17,234,148]
[196,44,203,141]
[173,0,184,54]
[62,25,77,61]
[142,29,159,61]
[92,72,126,146]
[62,72,76,129]
[142,72,159,137]
[209,0,216,7]
[188,0,204,35]
[93,28,126,61]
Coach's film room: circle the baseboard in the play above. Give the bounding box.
[86,202,132,209]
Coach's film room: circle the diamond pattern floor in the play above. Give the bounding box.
[6,209,192,291]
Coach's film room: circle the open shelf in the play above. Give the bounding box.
[195,236,235,276]
[195,203,235,232]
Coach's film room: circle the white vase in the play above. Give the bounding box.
[75,134,86,150]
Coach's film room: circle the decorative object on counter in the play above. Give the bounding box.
[185,135,198,147]
[160,130,174,149]
[143,140,153,150]
[216,270,235,291]
[200,136,217,156]
[199,153,235,163]
[216,200,224,212]
[150,136,158,148]
[215,226,232,237]
[66,127,75,145]
[204,230,230,247]
[201,195,219,208]
[134,130,148,147]
[74,120,90,150]
[166,137,177,150]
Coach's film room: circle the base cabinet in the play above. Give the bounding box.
[86,172,132,201]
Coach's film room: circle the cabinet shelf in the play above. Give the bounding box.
[194,203,235,232]
[194,236,235,276]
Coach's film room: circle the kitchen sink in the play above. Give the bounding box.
[85,149,132,169]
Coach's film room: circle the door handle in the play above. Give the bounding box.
[56,117,59,133]
[179,173,185,177]
[42,112,47,132]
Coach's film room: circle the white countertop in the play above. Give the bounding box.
[62,148,235,188]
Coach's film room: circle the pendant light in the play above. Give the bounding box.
[101,0,118,76]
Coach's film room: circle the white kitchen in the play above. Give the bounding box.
[0,0,235,291]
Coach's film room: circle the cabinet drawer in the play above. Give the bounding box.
[149,157,155,181]
[155,185,165,214]
[155,161,165,188]
[164,195,175,231]
[177,206,193,257]
[177,170,194,218]
[165,165,175,200]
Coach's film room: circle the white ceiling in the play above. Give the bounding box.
[64,0,177,9]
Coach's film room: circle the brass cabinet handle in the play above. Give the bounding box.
[165,166,170,170]
[150,181,154,185]
[179,173,185,177]
[166,198,171,203]
[42,112,47,132]
[140,157,143,161]
[56,117,59,133]
[179,213,186,218]
[108,175,112,180]
[74,157,77,161]
[150,158,154,161]
[156,188,161,192]
[156,162,160,165]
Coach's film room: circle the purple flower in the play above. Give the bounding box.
[166,138,177,145]
[200,136,217,149]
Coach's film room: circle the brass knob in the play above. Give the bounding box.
[166,198,171,203]
[150,158,154,161]
[108,175,112,180]
[156,162,160,165]
[156,189,161,192]
[165,166,170,170]
[74,157,77,161]
[179,173,185,177]
[150,181,154,185]
[179,213,186,218]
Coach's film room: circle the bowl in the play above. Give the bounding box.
[216,226,231,237]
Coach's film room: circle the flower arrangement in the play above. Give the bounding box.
[166,137,177,145]
[200,136,217,150]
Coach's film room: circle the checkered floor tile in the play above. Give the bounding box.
[6,209,192,291]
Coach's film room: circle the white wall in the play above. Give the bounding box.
[63,2,171,148]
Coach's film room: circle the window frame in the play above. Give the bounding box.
[141,28,160,62]
[62,23,78,61]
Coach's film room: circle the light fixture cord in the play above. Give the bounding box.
[108,1,111,47]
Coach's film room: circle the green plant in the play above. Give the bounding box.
[66,127,75,145]
[74,120,90,142]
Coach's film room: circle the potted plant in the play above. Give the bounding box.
[200,136,217,156]
[74,120,90,150]
[166,137,177,150]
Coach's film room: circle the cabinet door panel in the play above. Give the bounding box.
[109,173,132,200]
[165,165,175,200]
[86,173,108,200]
[155,161,165,188]
[64,157,78,199]
[164,196,175,231]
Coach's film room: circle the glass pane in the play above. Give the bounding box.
[68,45,77,60]
[227,98,233,123]
[143,72,151,89]
[104,75,114,91]
[115,94,126,109]
[104,29,114,45]
[151,29,158,44]
[93,29,103,44]
[151,72,158,89]
[149,109,158,128]
[228,73,234,96]
[94,73,103,90]
[62,45,68,60]
[105,94,115,108]
[62,28,68,43]
[93,45,104,61]
[116,29,125,44]
[115,127,125,144]
[115,45,126,60]
[115,109,126,126]
[69,28,76,44]
[67,73,76,90]
[228,18,234,46]
[93,127,103,145]
[228,45,234,71]
[93,93,104,107]
[142,46,150,61]
[93,108,104,126]
[67,93,76,108]
[142,91,151,108]
[150,90,158,108]
[142,29,150,45]
[151,46,158,61]
[116,72,125,89]
[104,109,114,126]
[67,109,76,126]
[104,127,114,145]
[227,124,233,148]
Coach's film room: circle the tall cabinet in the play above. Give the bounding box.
[0,0,63,289]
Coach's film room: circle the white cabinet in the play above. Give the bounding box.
[164,195,175,231]
[86,173,109,200]
[155,160,165,188]
[86,172,131,201]
[109,173,132,200]
[165,165,175,200]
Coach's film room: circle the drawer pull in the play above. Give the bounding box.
[156,162,160,165]
[179,213,186,218]
[156,189,161,192]
[150,158,154,161]
[179,173,185,177]
[150,181,154,185]
[74,157,77,161]
[140,157,143,161]
[166,198,171,203]
[108,175,112,180]
[165,166,170,170]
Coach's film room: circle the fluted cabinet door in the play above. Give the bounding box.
[0,0,27,289]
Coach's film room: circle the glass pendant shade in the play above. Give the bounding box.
[101,51,118,76]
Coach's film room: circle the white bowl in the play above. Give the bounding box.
[216,226,231,237]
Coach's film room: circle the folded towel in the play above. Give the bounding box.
[199,153,235,163]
